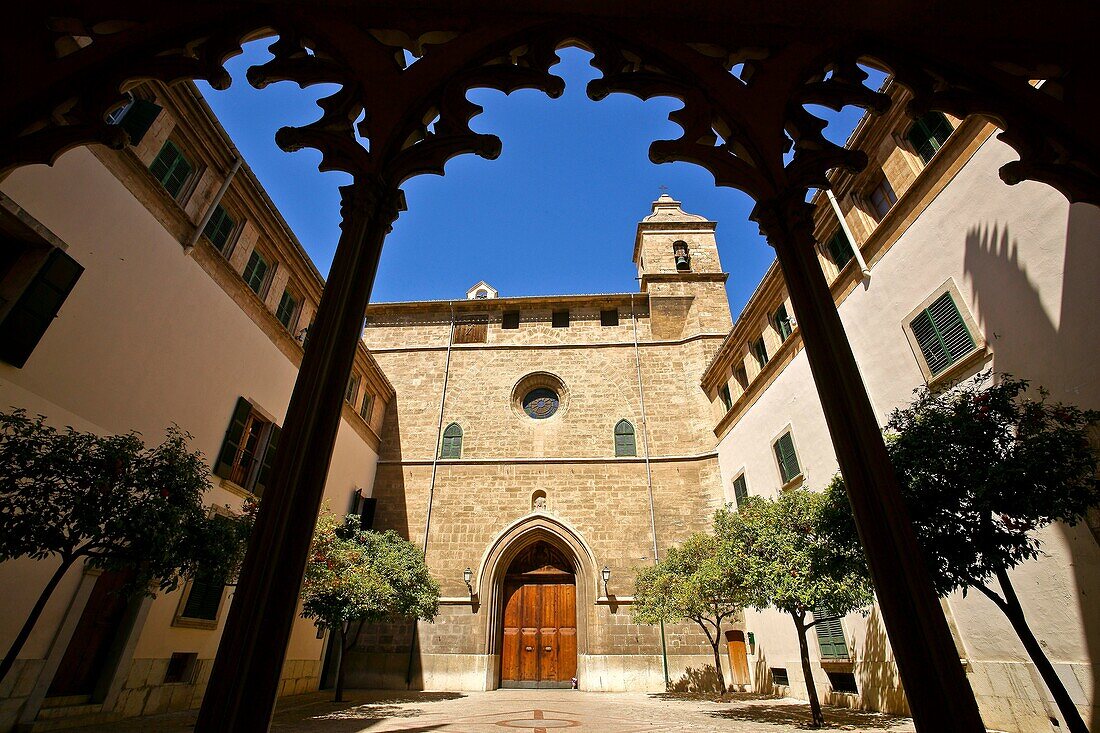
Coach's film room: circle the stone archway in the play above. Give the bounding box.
[475,514,598,690]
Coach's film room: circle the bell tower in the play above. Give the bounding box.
[633,194,732,336]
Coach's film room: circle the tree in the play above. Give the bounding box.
[716,489,874,728]
[632,532,746,695]
[0,409,251,685]
[300,511,440,702]
[821,373,1099,733]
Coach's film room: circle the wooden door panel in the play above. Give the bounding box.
[520,628,539,681]
[559,627,578,680]
[48,569,133,697]
[502,628,521,682]
[501,578,578,686]
[539,627,558,682]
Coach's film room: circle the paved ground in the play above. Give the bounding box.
[63,689,916,732]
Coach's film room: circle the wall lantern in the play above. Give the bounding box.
[601,566,611,595]
[463,567,474,595]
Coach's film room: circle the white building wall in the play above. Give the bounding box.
[716,136,1100,732]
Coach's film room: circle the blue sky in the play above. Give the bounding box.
[199,43,881,315]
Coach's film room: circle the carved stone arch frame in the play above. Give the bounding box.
[474,513,599,689]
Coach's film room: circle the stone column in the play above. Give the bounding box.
[751,195,985,732]
[195,178,402,732]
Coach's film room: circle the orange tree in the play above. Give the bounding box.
[0,410,251,684]
[822,373,1098,733]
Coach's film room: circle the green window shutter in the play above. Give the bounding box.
[0,248,83,368]
[253,425,280,497]
[720,384,733,412]
[182,571,226,621]
[149,141,193,198]
[813,607,850,659]
[242,250,269,295]
[116,99,162,145]
[752,337,769,368]
[907,112,954,164]
[774,432,800,484]
[773,304,793,340]
[441,423,462,459]
[909,292,976,376]
[214,397,253,479]
[825,229,854,268]
[732,474,748,506]
[276,290,298,328]
[614,420,636,457]
[203,205,236,251]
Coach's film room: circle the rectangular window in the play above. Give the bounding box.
[345,373,360,405]
[454,322,488,344]
[868,176,897,221]
[732,474,748,507]
[909,292,976,376]
[109,97,162,146]
[552,310,569,328]
[752,337,769,368]
[825,228,854,268]
[827,671,859,694]
[907,112,954,164]
[773,431,801,485]
[242,250,269,295]
[181,574,225,622]
[773,304,793,341]
[719,384,733,412]
[214,397,279,496]
[202,204,237,252]
[164,652,199,683]
[149,140,193,199]
[359,393,373,423]
[771,668,790,687]
[275,289,298,329]
[813,607,851,660]
[600,309,619,327]
[0,247,83,368]
[502,311,520,329]
[734,365,749,390]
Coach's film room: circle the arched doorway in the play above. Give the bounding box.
[499,541,577,689]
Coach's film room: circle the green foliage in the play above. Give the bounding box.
[821,372,1099,597]
[633,532,744,629]
[300,511,440,632]
[0,409,249,596]
[716,489,874,620]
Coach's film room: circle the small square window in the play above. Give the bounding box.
[827,671,859,694]
[600,309,619,327]
[502,311,520,329]
[771,667,790,686]
[552,310,569,328]
[164,652,198,684]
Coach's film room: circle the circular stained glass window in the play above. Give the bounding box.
[522,388,559,419]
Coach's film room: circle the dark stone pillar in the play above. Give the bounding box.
[195,179,402,732]
[752,195,985,732]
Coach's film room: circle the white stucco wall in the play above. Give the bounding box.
[715,135,1100,732]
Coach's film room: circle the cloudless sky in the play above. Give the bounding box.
[199,42,882,316]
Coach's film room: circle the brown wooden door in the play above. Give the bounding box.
[501,581,577,687]
[48,569,134,698]
[725,629,751,687]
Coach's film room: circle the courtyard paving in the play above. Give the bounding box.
[61,689,916,732]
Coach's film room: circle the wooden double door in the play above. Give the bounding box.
[501,579,577,688]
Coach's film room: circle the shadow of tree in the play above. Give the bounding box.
[666,664,726,694]
[848,606,909,716]
[706,701,912,730]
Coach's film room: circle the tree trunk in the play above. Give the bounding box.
[334,626,347,703]
[793,613,825,728]
[993,569,1088,733]
[0,555,75,685]
[694,619,726,695]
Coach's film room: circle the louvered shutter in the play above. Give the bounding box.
[182,571,226,621]
[117,99,162,145]
[203,205,236,251]
[0,248,83,368]
[215,397,253,479]
[774,432,800,483]
[813,607,850,659]
[910,292,975,375]
[149,141,192,198]
[826,230,854,268]
[614,421,636,457]
[732,475,748,506]
[253,425,280,497]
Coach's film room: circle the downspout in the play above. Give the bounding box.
[406,302,455,687]
[185,156,242,254]
[825,188,871,280]
[631,293,670,688]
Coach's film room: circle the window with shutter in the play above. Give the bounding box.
[614,420,637,457]
[275,289,298,329]
[345,373,360,405]
[181,570,226,621]
[203,204,237,252]
[600,309,619,326]
[719,384,733,412]
[909,292,976,376]
[813,607,850,659]
[214,397,277,495]
[825,229,854,268]
[752,337,769,368]
[906,112,954,164]
[440,423,463,458]
[734,365,749,390]
[0,247,83,368]
[253,425,279,497]
[552,310,569,328]
[773,431,801,484]
[867,176,897,221]
[732,474,748,507]
[359,394,373,423]
[111,98,162,145]
[502,311,520,329]
[773,304,793,341]
[149,141,193,199]
[242,250,269,295]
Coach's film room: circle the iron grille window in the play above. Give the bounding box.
[825,229,854,268]
[440,423,463,458]
[149,140,193,199]
[276,289,298,329]
[907,111,954,164]
[773,431,801,484]
[242,250,269,295]
[614,419,637,457]
[909,292,976,376]
[203,204,236,252]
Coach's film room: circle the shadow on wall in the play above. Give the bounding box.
[852,606,910,716]
[667,664,725,694]
[963,210,1100,731]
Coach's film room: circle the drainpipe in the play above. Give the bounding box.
[185,156,242,254]
[406,302,456,687]
[631,293,670,688]
[825,188,871,280]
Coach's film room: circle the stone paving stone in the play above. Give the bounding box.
[57,689,917,732]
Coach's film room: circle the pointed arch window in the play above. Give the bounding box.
[440,423,463,459]
[614,419,637,457]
